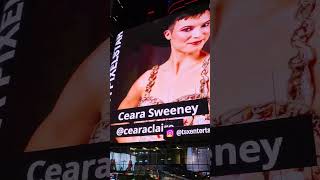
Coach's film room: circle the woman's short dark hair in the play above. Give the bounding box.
[147,0,210,46]
[166,2,210,30]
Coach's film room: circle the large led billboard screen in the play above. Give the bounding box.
[110,0,211,143]
[210,0,320,178]
[0,0,109,179]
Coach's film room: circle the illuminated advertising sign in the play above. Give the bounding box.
[210,0,320,178]
[110,0,211,143]
[0,0,109,179]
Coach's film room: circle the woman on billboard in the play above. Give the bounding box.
[212,0,320,179]
[25,39,109,151]
[115,0,211,143]
[118,1,210,120]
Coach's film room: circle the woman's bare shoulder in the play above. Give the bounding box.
[133,68,154,93]
[54,38,109,121]
[82,38,109,84]
[79,39,107,96]
[24,39,110,151]
[118,68,154,109]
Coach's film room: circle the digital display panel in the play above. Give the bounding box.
[110,0,211,143]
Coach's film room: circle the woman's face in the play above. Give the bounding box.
[164,10,210,54]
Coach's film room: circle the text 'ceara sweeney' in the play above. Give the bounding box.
[118,104,199,121]
[27,157,109,180]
